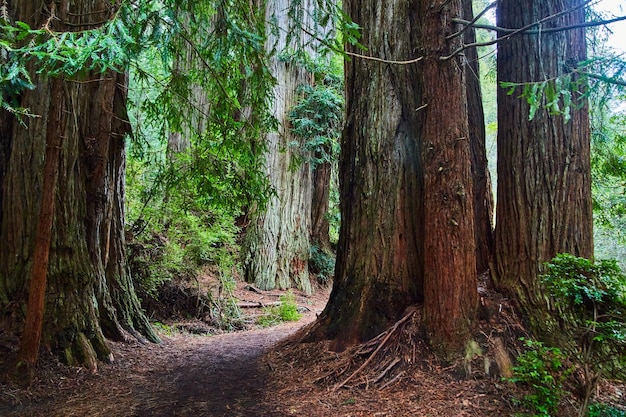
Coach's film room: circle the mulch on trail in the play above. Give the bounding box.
[0,281,624,417]
[0,283,323,417]
[261,307,518,417]
[260,282,626,417]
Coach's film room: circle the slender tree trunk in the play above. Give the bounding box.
[421,0,478,354]
[17,79,65,381]
[464,0,495,275]
[311,157,332,250]
[494,0,593,328]
[0,1,158,370]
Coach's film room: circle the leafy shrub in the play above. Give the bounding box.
[277,291,302,321]
[288,83,342,167]
[125,170,244,330]
[508,338,572,417]
[256,291,302,327]
[152,322,175,336]
[309,245,335,285]
[542,253,626,415]
[588,403,626,417]
[127,233,190,299]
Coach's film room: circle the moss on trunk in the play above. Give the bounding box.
[0,0,158,371]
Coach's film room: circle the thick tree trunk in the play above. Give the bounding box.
[242,0,326,293]
[494,0,593,327]
[305,0,479,355]
[166,11,204,158]
[464,0,495,275]
[0,1,158,369]
[421,0,478,354]
[305,0,425,350]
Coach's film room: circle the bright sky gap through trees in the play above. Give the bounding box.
[595,0,626,52]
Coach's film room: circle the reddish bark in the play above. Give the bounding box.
[311,159,331,249]
[1,0,158,372]
[305,0,478,356]
[494,0,593,325]
[463,0,495,275]
[421,0,478,354]
[17,79,66,380]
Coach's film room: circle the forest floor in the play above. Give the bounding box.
[1,279,625,417]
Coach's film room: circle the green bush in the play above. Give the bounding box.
[256,290,302,327]
[508,338,572,417]
[309,245,335,285]
[277,291,302,321]
[588,403,626,417]
[541,253,626,416]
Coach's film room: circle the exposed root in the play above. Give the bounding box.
[266,305,428,395]
[262,280,577,416]
[333,307,420,391]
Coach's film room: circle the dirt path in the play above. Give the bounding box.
[1,319,310,417]
[2,281,624,417]
[0,283,328,417]
[130,325,300,417]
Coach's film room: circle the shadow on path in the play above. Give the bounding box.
[133,330,281,417]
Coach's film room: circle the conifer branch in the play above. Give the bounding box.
[441,0,613,61]
[450,14,626,36]
[299,26,423,65]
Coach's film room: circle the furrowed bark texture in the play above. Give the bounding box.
[494,0,593,326]
[306,0,479,355]
[311,157,332,250]
[463,0,495,275]
[166,8,205,157]
[421,0,478,354]
[18,79,66,378]
[307,0,425,350]
[0,0,158,369]
[243,0,329,293]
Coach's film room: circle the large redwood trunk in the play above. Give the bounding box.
[306,0,424,350]
[421,0,478,354]
[494,0,593,327]
[307,0,478,355]
[0,1,158,369]
[242,0,329,293]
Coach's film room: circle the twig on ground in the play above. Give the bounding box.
[333,309,417,391]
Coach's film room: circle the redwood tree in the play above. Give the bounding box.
[0,1,158,369]
[311,156,333,250]
[421,0,478,352]
[494,0,593,326]
[242,0,331,293]
[464,0,495,275]
[307,0,478,354]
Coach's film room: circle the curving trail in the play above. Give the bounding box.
[131,326,302,417]
[1,319,311,417]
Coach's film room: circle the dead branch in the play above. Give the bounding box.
[378,370,406,391]
[237,301,282,308]
[450,14,626,36]
[243,285,284,298]
[373,357,402,384]
[441,0,597,60]
[332,308,417,391]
